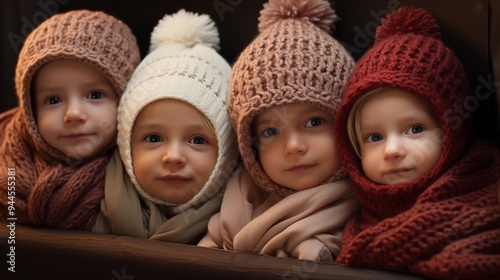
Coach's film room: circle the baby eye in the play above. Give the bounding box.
[144,135,162,143]
[88,91,104,99]
[261,127,279,137]
[407,125,424,135]
[305,117,324,127]
[190,136,208,145]
[46,97,61,105]
[366,133,383,143]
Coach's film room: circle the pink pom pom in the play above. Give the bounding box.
[375,7,441,43]
[258,0,338,34]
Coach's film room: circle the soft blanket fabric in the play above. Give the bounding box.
[93,151,222,244]
[337,141,500,279]
[199,164,360,262]
[0,108,109,230]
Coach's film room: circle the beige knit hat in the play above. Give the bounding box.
[228,0,355,197]
[118,10,238,213]
[15,9,141,162]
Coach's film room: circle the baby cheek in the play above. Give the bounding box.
[408,138,442,171]
[132,155,149,185]
[36,111,58,143]
[98,116,117,137]
[360,151,380,181]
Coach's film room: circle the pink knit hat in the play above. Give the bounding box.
[15,9,141,162]
[228,0,355,197]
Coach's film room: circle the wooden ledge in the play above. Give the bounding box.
[0,222,427,280]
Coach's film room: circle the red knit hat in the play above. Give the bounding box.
[335,7,473,218]
[229,0,355,197]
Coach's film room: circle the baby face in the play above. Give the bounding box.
[131,99,218,204]
[358,88,442,185]
[34,59,118,161]
[253,103,340,191]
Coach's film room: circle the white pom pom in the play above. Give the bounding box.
[150,9,220,52]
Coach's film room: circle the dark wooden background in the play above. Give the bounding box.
[1,0,497,145]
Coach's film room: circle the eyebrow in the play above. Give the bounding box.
[254,107,326,127]
[361,111,435,130]
[134,122,164,131]
[36,81,113,93]
[135,122,207,132]
[254,117,276,128]
[359,122,379,131]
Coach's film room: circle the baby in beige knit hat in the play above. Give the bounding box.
[198,0,360,262]
[92,10,238,245]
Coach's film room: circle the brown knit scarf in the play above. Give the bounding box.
[337,140,500,279]
[0,108,110,230]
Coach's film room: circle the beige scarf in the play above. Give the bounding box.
[198,164,360,262]
[93,151,222,244]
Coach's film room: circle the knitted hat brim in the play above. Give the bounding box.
[119,75,238,213]
[18,48,128,162]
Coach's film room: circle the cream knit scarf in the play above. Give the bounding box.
[93,150,222,244]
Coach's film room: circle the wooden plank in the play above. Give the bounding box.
[0,222,427,280]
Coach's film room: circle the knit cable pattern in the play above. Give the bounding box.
[337,142,500,279]
[228,0,355,197]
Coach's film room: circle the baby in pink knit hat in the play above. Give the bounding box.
[199,0,360,262]
[0,10,140,230]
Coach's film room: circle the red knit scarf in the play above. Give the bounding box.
[0,108,109,230]
[337,140,500,279]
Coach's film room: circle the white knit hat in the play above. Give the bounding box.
[117,9,238,213]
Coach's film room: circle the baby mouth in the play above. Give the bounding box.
[159,175,191,183]
[385,168,412,175]
[287,164,315,171]
[63,133,94,140]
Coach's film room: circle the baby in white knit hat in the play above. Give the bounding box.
[92,10,238,244]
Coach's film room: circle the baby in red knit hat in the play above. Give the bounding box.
[347,87,443,185]
[0,10,140,230]
[198,0,360,262]
[335,7,500,279]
